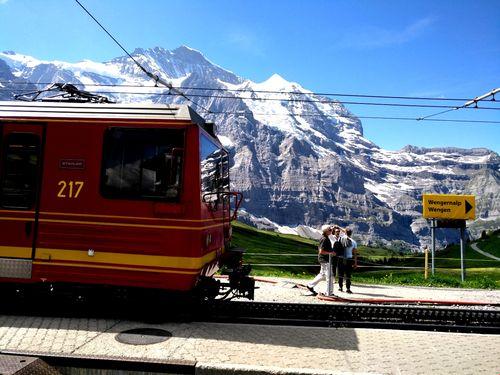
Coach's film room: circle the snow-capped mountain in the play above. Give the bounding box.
[1,46,498,249]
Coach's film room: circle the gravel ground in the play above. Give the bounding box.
[241,277,500,309]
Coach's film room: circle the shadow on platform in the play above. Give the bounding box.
[0,287,360,350]
[0,313,360,351]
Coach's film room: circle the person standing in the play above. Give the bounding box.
[331,226,345,258]
[307,225,335,296]
[338,228,357,293]
[330,226,345,289]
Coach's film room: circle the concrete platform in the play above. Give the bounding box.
[250,278,500,306]
[0,353,59,374]
[0,314,499,374]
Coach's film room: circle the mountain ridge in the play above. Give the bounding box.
[1,46,498,249]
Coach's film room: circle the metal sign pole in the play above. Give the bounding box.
[424,246,429,279]
[431,219,436,276]
[460,226,466,282]
[327,253,333,296]
[422,194,476,280]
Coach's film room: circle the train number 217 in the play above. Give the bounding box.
[57,181,84,198]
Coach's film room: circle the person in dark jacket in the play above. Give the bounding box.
[337,228,357,293]
[307,225,336,296]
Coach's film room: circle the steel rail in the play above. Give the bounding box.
[197,301,500,334]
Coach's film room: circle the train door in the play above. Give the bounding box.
[0,123,44,280]
[221,151,231,245]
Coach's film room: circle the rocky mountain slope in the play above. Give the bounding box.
[1,46,498,249]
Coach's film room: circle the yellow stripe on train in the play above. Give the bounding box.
[0,246,32,259]
[32,261,200,275]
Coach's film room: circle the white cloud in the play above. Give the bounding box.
[337,16,436,49]
[0,0,9,4]
[227,30,266,57]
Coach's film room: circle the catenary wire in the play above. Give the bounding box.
[417,88,500,120]
[210,113,500,124]
[104,92,500,110]
[2,95,496,123]
[3,80,500,103]
[74,0,148,78]
[2,86,499,110]
[2,83,499,122]
[73,0,212,114]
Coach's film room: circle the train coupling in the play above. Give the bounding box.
[227,263,255,300]
[220,247,254,300]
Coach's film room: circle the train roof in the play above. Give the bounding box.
[0,101,206,124]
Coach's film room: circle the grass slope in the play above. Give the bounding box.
[476,230,500,258]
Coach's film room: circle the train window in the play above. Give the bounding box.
[200,134,229,203]
[101,128,184,201]
[0,133,40,209]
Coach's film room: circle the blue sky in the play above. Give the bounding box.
[0,0,499,152]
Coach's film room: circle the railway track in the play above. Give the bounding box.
[1,285,498,334]
[198,301,500,334]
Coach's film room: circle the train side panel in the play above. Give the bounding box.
[0,118,207,291]
[33,120,206,291]
[0,102,237,295]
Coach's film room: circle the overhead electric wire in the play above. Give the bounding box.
[226,114,500,124]
[417,88,500,121]
[4,80,500,104]
[171,92,500,110]
[210,109,500,124]
[213,111,500,124]
[1,91,498,124]
[174,86,476,102]
[4,87,499,111]
[73,0,211,114]
[353,117,500,124]
[74,0,147,79]
[418,108,457,120]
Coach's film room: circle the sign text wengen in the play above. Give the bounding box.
[422,194,475,220]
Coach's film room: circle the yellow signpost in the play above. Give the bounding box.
[422,194,475,220]
[422,193,475,282]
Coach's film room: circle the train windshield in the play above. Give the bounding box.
[200,133,229,202]
[101,128,184,201]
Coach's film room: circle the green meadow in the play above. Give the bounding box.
[231,221,500,289]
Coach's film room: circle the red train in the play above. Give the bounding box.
[0,99,254,300]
